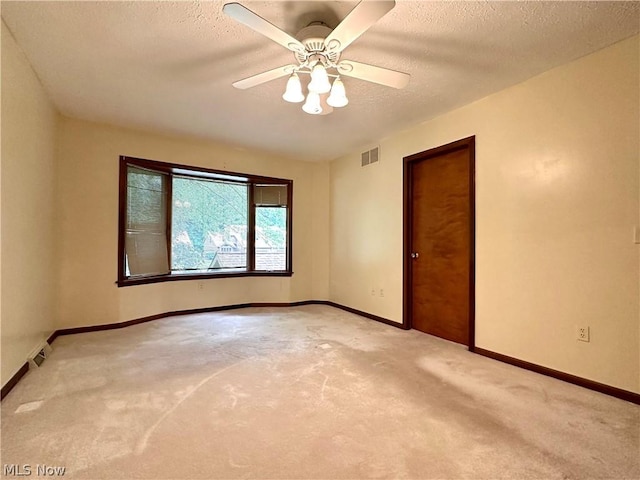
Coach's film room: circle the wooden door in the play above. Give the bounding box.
[404,138,475,347]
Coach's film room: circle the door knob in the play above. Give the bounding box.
[411,252,419,259]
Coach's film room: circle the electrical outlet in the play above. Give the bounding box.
[198,282,204,291]
[370,288,376,296]
[379,288,384,297]
[577,325,590,342]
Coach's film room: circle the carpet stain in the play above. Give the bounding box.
[134,358,250,455]
[15,400,44,413]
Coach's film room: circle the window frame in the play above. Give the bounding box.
[117,155,293,287]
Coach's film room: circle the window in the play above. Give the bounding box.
[118,156,292,286]
[171,177,248,272]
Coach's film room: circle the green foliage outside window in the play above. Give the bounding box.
[172,177,248,271]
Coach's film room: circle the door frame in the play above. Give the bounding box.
[402,136,476,351]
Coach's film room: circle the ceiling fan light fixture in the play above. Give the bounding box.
[224,1,410,115]
[308,64,332,94]
[282,73,304,103]
[302,91,323,115]
[327,77,348,108]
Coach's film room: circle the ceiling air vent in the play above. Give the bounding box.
[361,146,380,167]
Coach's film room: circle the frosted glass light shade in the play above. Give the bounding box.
[302,92,322,114]
[308,65,331,94]
[282,73,304,103]
[327,77,348,108]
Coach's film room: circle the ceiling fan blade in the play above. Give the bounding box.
[337,60,410,89]
[232,64,296,90]
[324,0,395,53]
[223,3,306,54]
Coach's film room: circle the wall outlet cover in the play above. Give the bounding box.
[577,326,590,342]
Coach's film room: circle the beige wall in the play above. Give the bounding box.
[330,36,640,393]
[1,22,59,385]
[55,118,330,329]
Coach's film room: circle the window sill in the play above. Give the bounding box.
[117,270,293,287]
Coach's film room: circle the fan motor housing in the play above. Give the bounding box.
[295,23,340,64]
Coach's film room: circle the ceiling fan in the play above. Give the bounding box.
[222,0,410,115]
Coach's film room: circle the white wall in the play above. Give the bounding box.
[330,36,640,393]
[55,118,330,329]
[1,21,59,386]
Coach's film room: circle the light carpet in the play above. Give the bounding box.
[1,305,638,479]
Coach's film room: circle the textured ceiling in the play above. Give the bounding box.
[2,1,639,162]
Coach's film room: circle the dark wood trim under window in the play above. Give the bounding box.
[118,156,293,287]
